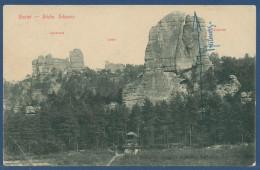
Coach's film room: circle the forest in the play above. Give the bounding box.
[3,53,255,156]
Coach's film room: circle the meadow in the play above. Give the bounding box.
[111,144,255,166]
[4,144,255,166]
[4,149,114,166]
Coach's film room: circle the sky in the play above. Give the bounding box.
[3,5,256,81]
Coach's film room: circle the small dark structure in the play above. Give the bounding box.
[122,132,140,155]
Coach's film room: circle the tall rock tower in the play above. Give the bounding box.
[69,49,85,70]
[123,11,212,108]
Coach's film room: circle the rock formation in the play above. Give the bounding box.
[105,61,125,73]
[30,49,85,104]
[123,11,212,108]
[241,91,253,104]
[69,49,85,70]
[216,75,241,98]
[32,49,85,76]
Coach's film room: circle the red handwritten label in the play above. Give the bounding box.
[108,38,116,41]
[49,32,64,35]
[212,28,226,31]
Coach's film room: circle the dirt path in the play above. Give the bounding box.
[106,152,124,166]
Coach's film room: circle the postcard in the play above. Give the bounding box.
[3,5,256,166]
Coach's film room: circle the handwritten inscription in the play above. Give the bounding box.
[193,11,205,124]
[203,22,220,52]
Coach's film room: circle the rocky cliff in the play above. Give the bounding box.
[30,49,85,104]
[123,12,212,108]
[32,49,85,76]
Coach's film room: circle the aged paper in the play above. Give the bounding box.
[3,5,256,166]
